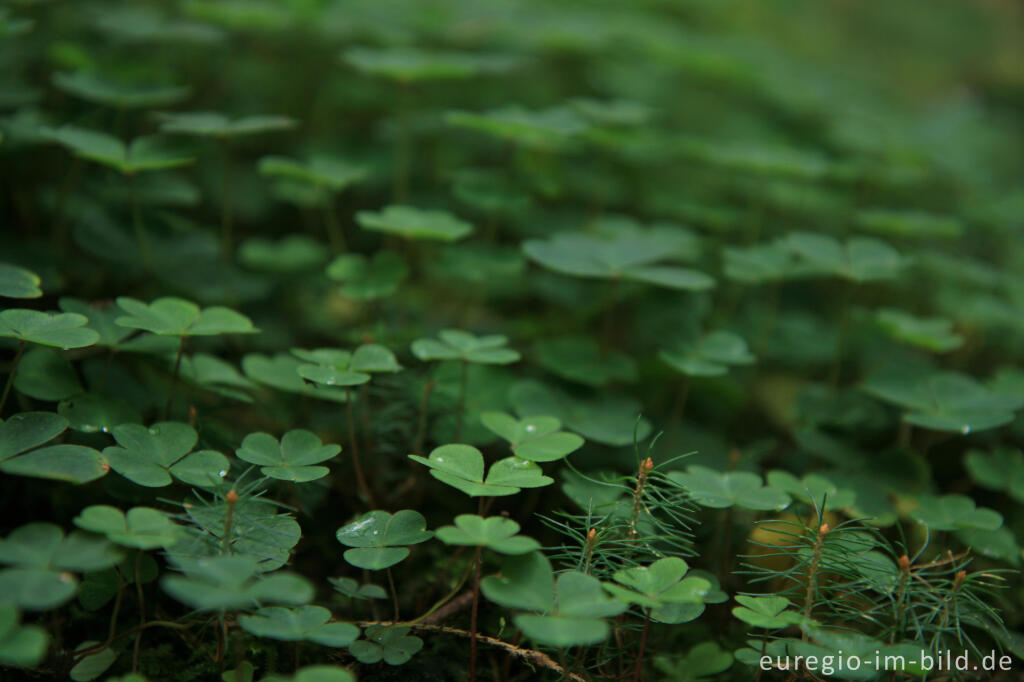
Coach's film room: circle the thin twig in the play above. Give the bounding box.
[357,621,586,682]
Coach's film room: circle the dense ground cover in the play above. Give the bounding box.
[2,1,1024,680]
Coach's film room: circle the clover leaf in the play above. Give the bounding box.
[0,412,108,484]
[57,394,141,435]
[766,471,856,510]
[238,606,359,647]
[517,572,627,647]
[876,308,963,353]
[336,510,432,570]
[326,251,408,300]
[114,296,257,336]
[723,243,799,284]
[52,71,190,109]
[0,605,48,667]
[0,263,41,298]
[965,447,1024,501]
[356,205,473,242]
[732,595,804,629]
[344,46,514,82]
[177,353,256,402]
[161,556,313,611]
[262,665,355,682]
[0,523,121,610]
[669,467,790,511]
[409,444,552,497]
[660,331,755,377]
[46,126,193,175]
[236,430,341,483]
[238,235,328,273]
[73,506,181,550]
[480,551,554,613]
[0,310,100,348]
[481,552,625,647]
[242,353,349,403]
[535,335,637,387]
[862,369,1022,434]
[328,577,387,601]
[856,209,963,239]
[69,642,117,681]
[780,232,908,282]
[910,494,1003,531]
[258,155,366,193]
[604,557,711,609]
[294,344,401,387]
[509,379,651,447]
[156,111,297,138]
[412,330,520,365]
[58,298,134,347]
[445,105,588,149]
[523,226,714,291]
[102,421,229,488]
[435,515,540,554]
[348,625,423,666]
[480,412,583,462]
[11,351,81,402]
[653,641,733,681]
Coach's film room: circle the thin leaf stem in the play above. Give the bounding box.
[132,551,145,672]
[469,545,482,682]
[387,567,400,621]
[0,340,26,415]
[220,140,234,259]
[346,387,376,507]
[456,360,467,442]
[633,608,651,682]
[323,192,346,252]
[129,173,152,270]
[165,336,186,419]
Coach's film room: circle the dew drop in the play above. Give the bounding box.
[961,424,971,435]
[436,457,444,462]
[525,424,536,433]
[218,469,227,477]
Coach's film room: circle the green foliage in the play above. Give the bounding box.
[238,606,359,647]
[3,2,1023,680]
[412,329,519,364]
[356,206,473,242]
[235,430,341,483]
[659,331,755,377]
[435,514,540,554]
[103,421,229,488]
[479,412,583,462]
[0,310,100,348]
[336,510,432,570]
[115,297,257,337]
[668,467,790,511]
[73,506,182,549]
[482,552,627,646]
[161,556,313,611]
[0,264,42,299]
[409,444,552,497]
